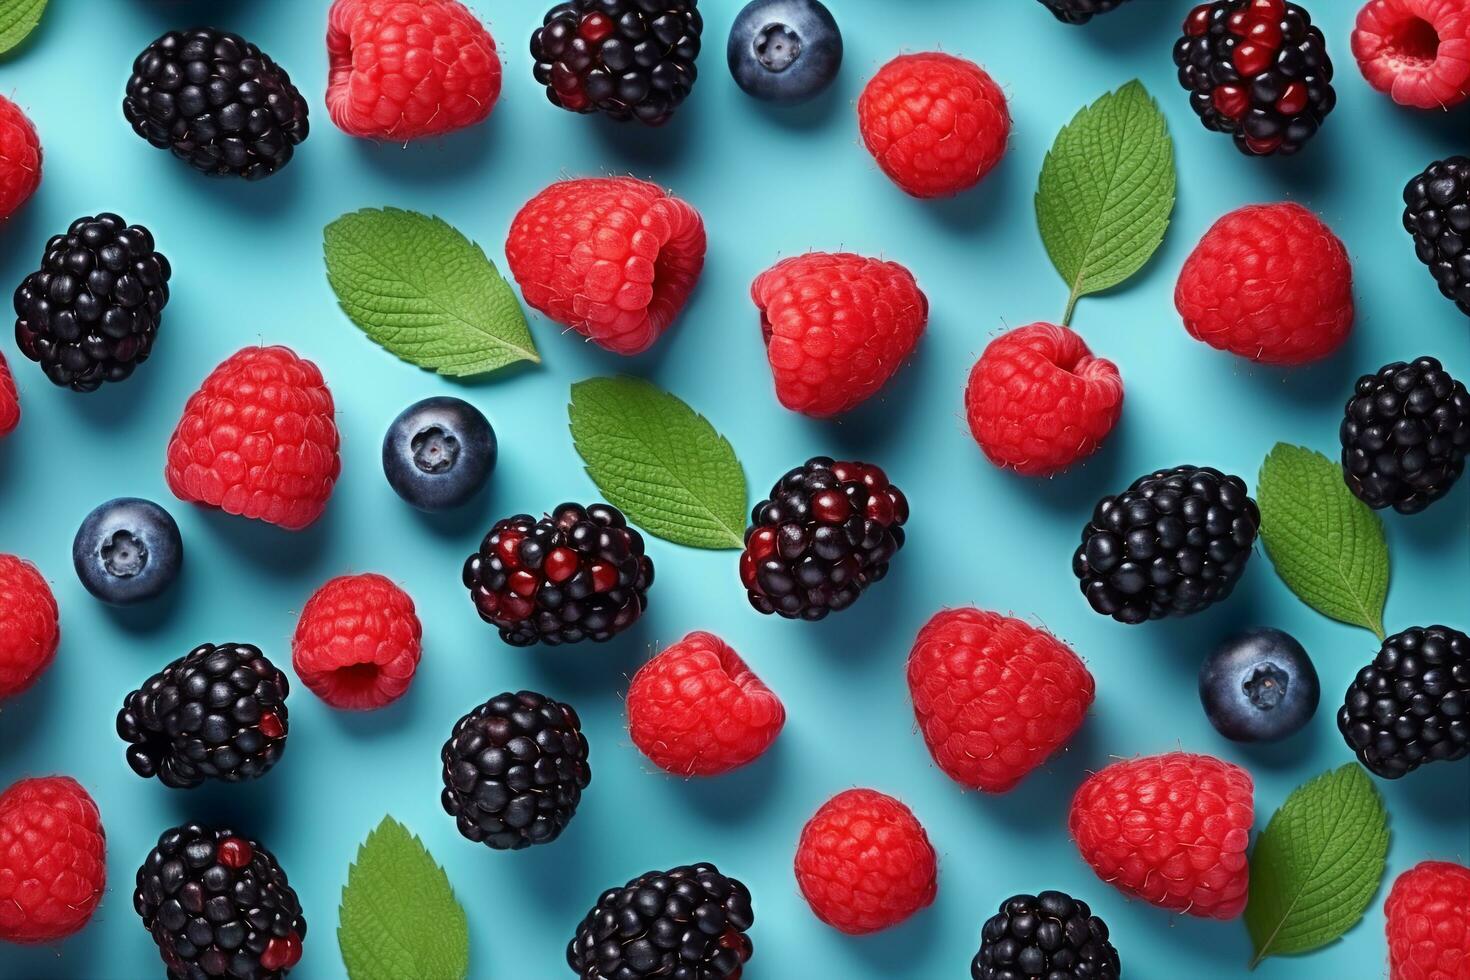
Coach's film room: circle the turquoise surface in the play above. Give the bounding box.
[1,0,1467,977]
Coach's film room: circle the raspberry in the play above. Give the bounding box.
[965,323,1124,477]
[165,346,340,531]
[1069,752,1253,919]
[506,177,706,355]
[292,573,422,711]
[1175,202,1353,365]
[0,554,58,700]
[907,607,1095,793]
[0,351,16,437]
[0,94,40,219]
[626,631,785,776]
[1353,0,1470,110]
[0,776,105,944]
[327,0,502,140]
[858,52,1010,198]
[1386,860,1470,980]
[794,788,937,934]
[751,252,928,418]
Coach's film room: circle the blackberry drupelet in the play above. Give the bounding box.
[463,502,653,647]
[567,863,754,979]
[1340,356,1470,514]
[1073,465,1259,624]
[1339,625,1470,780]
[1173,0,1335,156]
[13,213,170,391]
[124,27,309,179]
[1404,157,1470,316]
[532,0,703,125]
[440,690,591,850]
[972,890,1121,980]
[1038,0,1131,24]
[117,642,289,789]
[135,823,305,978]
[739,456,908,621]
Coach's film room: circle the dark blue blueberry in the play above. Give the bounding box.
[382,396,496,511]
[72,497,183,604]
[1199,627,1319,742]
[727,0,842,103]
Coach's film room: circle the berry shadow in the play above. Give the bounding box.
[349,121,499,183]
[99,569,189,635]
[809,334,937,460]
[662,738,786,825]
[1228,336,1361,409]
[1256,122,1348,198]
[743,79,849,134]
[907,146,1018,234]
[525,622,651,699]
[954,719,1102,836]
[0,664,60,757]
[1385,490,1470,555]
[1387,758,1470,829]
[164,155,307,219]
[0,196,45,273]
[993,415,1135,515]
[1063,1,1185,53]
[1212,706,1327,772]
[589,105,706,170]
[194,506,338,578]
[56,360,178,429]
[830,900,942,979]
[163,773,286,842]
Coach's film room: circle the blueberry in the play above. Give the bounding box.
[1199,627,1320,742]
[72,497,183,604]
[382,396,496,511]
[727,0,842,103]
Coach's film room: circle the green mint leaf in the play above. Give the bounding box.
[338,816,469,980]
[1245,764,1390,968]
[1036,79,1176,325]
[323,208,538,377]
[1258,443,1389,639]
[0,0,45,55]
[569,377,746,550]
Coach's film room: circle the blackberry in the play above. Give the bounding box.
[462,502,653,646]
[740,456,908,621]
[135,823,305,978]
[1338,625,1469,779]
[1340,356,1470,514]
[117,642,289,789]
[440,690,591,850]
[1173,0,1335,156]
[1404,157,1470,316]
[532,0,703,125]
[124,27,309,179]
[1038,0,1131,24]
[1072,465,1260,624]
[971,890,1121,980]
[567,863,754,979]
[13,213,170,391]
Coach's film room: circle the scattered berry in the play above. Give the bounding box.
[506,177,706,355]
[1038,0,1133,23]
[292,573,421,711]
[858,52,1010,198]
[1403,156,1470,316]
[1385,860,1470,980]
[382,396,497,511]
[0,554,59,700]
[0,351,16,437]
[794,788,937,934]
[72,497,183,605]
[971,890,1121,980]
[1338,625,1469,779]
[965,323,1124,477]
[727,0,842,103]
[165,346,340,531]
[1353,0,1470,110]
[1069,752,1253,919]
[1199,627,1320,742]
[627,630,785,776]
[117,642,290,788]
[0,776,105,945]
[751,251,927,418]
[0,94,41,219]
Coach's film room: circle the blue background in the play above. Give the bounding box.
[1,1,1467,977]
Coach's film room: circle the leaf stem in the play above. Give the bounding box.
[1061,287,1080,328]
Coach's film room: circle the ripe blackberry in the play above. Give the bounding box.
[1340,356,1470,514]
[135,823,305,978]
[117,642,290,789]
[1404,157,1470,316]
[1173,0,1335,156]
[739,456,908,621]
[13,213,171,391]
[462,502,653,647]
[1338,625,1469,779]
[1038,0,1131,24]
[971,890,1121,980]
[567,863,754,979]
[440,690,591,850]
[531,0,703,126]
[1073,465,1260,624]
[123,27,309,180]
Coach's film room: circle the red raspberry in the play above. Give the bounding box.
[506,177,706,356]
[165,346,340,531]
[0,555,58,700]
[0,350,19,438]
[751,252,928,418]
[1069,752,1253,920]
[626,631,785,776]
[965,323,1123,476]
[292,573,422,710]
[1386,860,1470,980]
[907,607,1095,793]
[0,94,40,220]
[858,52,1010,199]
[1175,202,1354,365]
[0,776,106,944]
[1353,0,1470,110]
[326,0,502,140]
[794,788,938,935]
